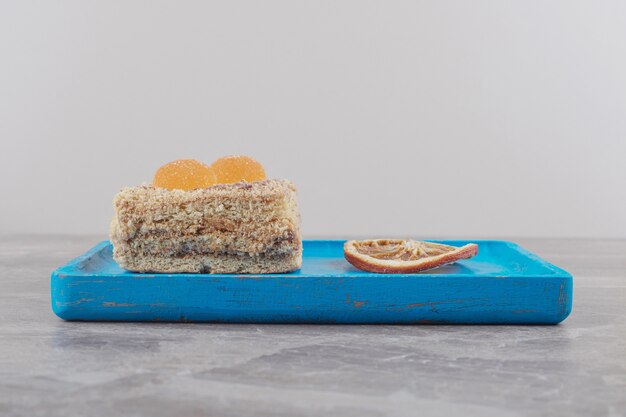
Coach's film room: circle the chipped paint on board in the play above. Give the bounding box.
[103,302,136,307]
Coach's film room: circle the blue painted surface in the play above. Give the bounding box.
[50,240,573,324]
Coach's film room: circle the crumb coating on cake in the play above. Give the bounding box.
[110,179,302,273]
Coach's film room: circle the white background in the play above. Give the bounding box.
[1,1,625,238]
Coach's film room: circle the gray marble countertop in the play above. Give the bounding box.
[1,236,625,417]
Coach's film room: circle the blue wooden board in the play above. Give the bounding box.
[50,240,572,324]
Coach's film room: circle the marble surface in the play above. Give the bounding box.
[1,236,625,417]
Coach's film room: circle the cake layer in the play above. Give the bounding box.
[112,232,299,257]
[112,180,299,240]
[110,218,299,256]
[113,249,301,274]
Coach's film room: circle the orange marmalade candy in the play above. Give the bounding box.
[152,159,217,190]
[210,155,266,184]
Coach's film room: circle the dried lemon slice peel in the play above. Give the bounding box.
[343,239,478,273]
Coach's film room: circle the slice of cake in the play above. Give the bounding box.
[109,158,302,274]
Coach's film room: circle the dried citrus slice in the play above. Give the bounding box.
[153,159,218,190]
[210,155,266,184]
[344,239,478,273]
